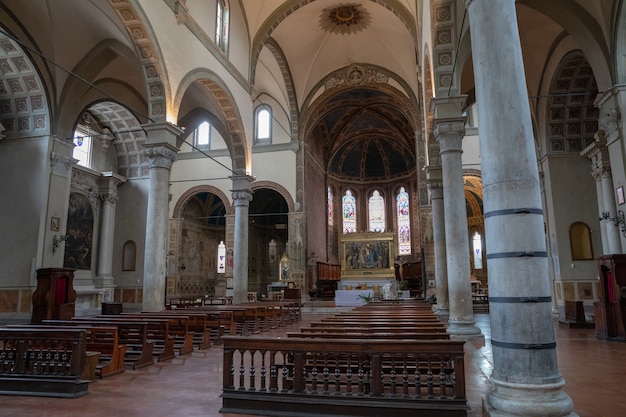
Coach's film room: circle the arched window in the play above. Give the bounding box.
[342,190,356,234]
[570,222,593,260]
[368,190,385,232]
[396,187,411,255]
[327,187,334,226]
[254,105,272,144]
[215,0,229,53]
[194,121,211,148]
[472,231,483,269]
[72,130,92,168]
[122,240,137,271]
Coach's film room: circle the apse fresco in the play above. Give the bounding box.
[64,192,94,270]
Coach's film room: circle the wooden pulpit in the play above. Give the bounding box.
[31,267,76,324]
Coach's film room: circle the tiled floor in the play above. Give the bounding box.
[0,310,625,417]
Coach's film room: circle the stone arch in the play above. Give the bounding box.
[300,64,419,142]
[518,0,612,91]
[251,181,296,213]
[57,38,147,137]
[253,38,298,140]
[106,0,170,123]
[173,185,233,219]
[616,4,626,85]
[174,68,248,173]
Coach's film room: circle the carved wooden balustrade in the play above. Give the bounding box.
[0,328,89,397]
[221,336,468,417]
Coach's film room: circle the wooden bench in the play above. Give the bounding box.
[287,331,450,340]
[48,319,155,369]
[10,324,126,379]
[138,311,212,349]
[117,313,196,354]
[90,316,178,361]
[0,327,89,398]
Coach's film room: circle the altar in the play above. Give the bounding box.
[339,232,396,287]
[334,289,374,307]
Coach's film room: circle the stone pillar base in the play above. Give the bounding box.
[434,306,450,317]
[483,378,578,417]
[447,319,481,334]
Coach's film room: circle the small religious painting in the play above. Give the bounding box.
[50,216,60,231]
[346,65,365,83]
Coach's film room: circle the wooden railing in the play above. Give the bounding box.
[221,336,468,417]
[0,328,89,397]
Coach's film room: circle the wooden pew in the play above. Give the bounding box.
[0,327,89,398]
[298,325,448,334]
[88,316,177,361]
[10,324,125,379]
[117,313,196,354]
[51,318,155,369]
[138,310,212,349]
[287,331,450,340]
[309,321,447,330]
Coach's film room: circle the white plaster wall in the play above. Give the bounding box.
[252,151,297,200]
[113,178,150,287]
[543,155,601,281]
[0,137,49,287]
[169,156,234,207]
[462,129,481,172]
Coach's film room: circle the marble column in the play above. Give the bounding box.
[433,117,480,338]
[231,174,254,304]
[466,0,576,415]
[426,165,449,316]
[95,173,126,301]
[141,122,181,312]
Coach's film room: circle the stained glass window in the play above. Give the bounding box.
[342,190,356,233]
[328,187,333,226]
[397,187,411,255]
[368,190,385,232]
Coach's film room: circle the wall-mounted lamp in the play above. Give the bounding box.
[599,210,626,237]
[52,234,66,253]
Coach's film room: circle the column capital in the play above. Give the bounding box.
[581,132,611,180]
[143,145,177,169]
[433,117,466,153]
[232,191,253,207]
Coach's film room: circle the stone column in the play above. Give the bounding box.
[466,0,576,415]
[95,172,126,301]
[433,116,481,338]
[426,164,449,316]
[231,174,254,304]
[141,122,181,312]
[581,133,618,254]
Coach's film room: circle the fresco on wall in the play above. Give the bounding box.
[64,192,94,270]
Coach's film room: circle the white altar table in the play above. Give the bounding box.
[334,289,374,307]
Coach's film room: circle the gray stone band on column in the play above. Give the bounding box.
[484,208,543,218]
[489,296,551,303]
[491,340,557,350]
[486,251,547,259]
